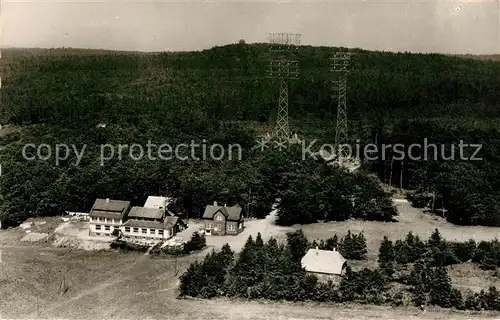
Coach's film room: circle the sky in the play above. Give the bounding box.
[2,0,499,54]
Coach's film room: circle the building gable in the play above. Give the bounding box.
[202,203,243,221]
[213,211,226,222]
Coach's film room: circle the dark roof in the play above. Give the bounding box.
[90,210,124,219]
[128,207,164,219]
[202,205,242,221]
[90,199,131,219]
[123,216,181,230]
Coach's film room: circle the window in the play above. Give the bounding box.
[216,215,223,221]
[150,229,155,234]
[206,223,213,230]
[110,219,114,224]
[228,224,235,231]
[142,228,147,234]
[158,230,164,235]
[133,228,139,233]
[105,225,110,231]
[125,227,130,232]
[96,225,101,230]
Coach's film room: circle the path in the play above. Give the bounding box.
[27,244,156,319]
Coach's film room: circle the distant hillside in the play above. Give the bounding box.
[451,54,500,61]
[2,44,500,126]
[1,47,153,57]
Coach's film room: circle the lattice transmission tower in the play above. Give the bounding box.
[267,33,301,139]
[331,51,352,161]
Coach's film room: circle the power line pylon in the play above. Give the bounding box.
[331,51,352,162]
[267,33,301,140]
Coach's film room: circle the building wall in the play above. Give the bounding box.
[308,272,342,285]
[121,226,171,240]
[204,220,225,235]
[205,212,227,235]
[226,221,240,235]
[89,221,121,236]
[213,212,225,233]
[89,216,122,225]
[204,219,244,236]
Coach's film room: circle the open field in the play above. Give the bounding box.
[1,200,500,318]
[186,200,500,258]
[0,245,499,319]
[300,200,500,258]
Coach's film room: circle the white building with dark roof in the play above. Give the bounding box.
[121,206,186,242]
[301,247,347,284]
[88,197,186,243]
[89,198,131,236]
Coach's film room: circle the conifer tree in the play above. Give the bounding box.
[378,236,395,277]
[319,239,326,249]
[428,228,444,249]
[451,288,464,310]
[253,233,267,283]
[339,265,356,302]
[286,229,309,263]
[179,260,204,297]
[487,286,500,310]
[355,232,368,260]
[219,243,234,267]
[412,282,427,307]
[259,238,281,299]
[227,235,258,296]
[429,266,453,308]
[340,230,367,260]
[311,239,319,249]
[325,234,339,250]
[255,232,264,248]
[464,292,478,310]
[378,236,395,264]
[393,239,408,264]
[413,235,427,259]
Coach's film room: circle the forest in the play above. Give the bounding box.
[0,43,499,226]
[178,229,500,311]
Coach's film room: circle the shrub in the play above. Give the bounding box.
[185,231,206,252]
[340,230,367,260]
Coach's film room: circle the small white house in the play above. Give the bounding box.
[143,196,171,211]
[301,247,347,284]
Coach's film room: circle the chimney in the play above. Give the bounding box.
[214,201,217,206]
[105,198,110,204]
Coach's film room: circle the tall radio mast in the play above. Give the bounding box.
[267,33,301,140]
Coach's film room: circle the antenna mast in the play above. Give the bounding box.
[267,33,301,140]
[331,51,352,162]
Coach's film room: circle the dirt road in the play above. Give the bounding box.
[179,209,292,252]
